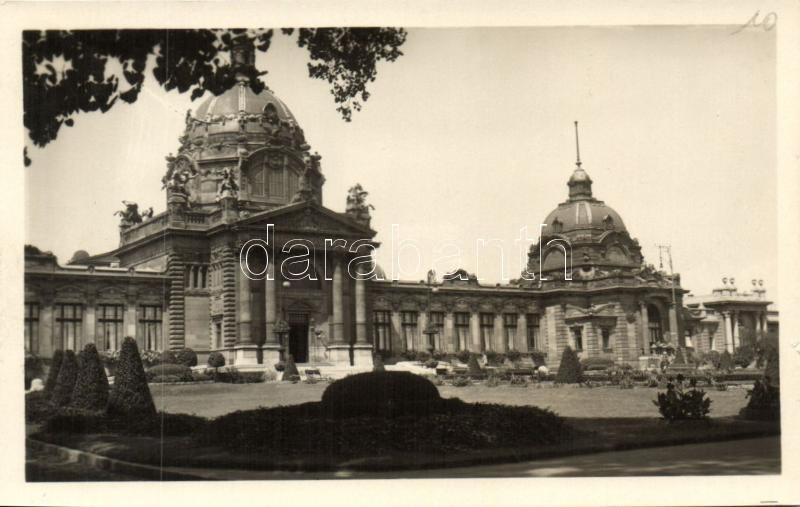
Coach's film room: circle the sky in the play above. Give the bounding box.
[25,26,777,300]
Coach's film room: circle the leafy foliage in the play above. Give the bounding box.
[456,350,471,364]
[653,379,712,421]
[529,350,548,367]
[51,350,79,407]
[23,28,407,157]
[733,344,756,369]
[580,356,615,371]
[146,363,193,382]
[555,346,583,384]
[719,350,735,373]
[207,351,225,369]
[107,337,156,417]
[320,371,441,418]
[739,379,780,421]
[174,348,198,367]
[44,349,64,394]
[70,343,110,411]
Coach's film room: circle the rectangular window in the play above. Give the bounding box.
[401,311,418,351]
[503,313,517,351]
[454,312,470,351]
[139,305,163,351]
[213,319,223,349]
[572,327,583,352]
[25,303,40,353]
[56,303,83,351]
[373,311,391,352]
[480,313,494,352]
[526,314,540,351]
[97,304,123,351]
[428,311,445,350]
[602,328,612,351]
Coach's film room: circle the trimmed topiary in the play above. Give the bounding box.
[158,349,178,365]
[555,346,583,384]
[44,349,64,395]
[321,371,442,418]
[580,356,615,371]
[672,348,687,365]
[455,349,471,364]
[70,343,109,412]
[174,348,198,367]
[761,337,780,388]
[107,337,156,417]
[467,353,482,375]
[51,350,79,407]
[283,354,300,381]
[146,363,193,382]
[207,351,225,369]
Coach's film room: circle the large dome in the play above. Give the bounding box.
[184,83,307,148]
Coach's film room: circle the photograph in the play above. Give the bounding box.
[8,3,797,503]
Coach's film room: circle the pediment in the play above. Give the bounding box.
[239,202,375,239]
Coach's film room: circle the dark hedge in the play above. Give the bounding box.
[555,346,583,384]
[321,371,442,418]
[44,349,64,395]
[70,343,109,411]
[51,350,79,407]
[107,337,156,417]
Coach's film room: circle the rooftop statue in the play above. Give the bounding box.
[216,167,240,200]
[345,183,374,225]
[114,201,143,226]
[162,155,197,195]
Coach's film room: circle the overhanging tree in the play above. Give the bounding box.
[23,28,407,164]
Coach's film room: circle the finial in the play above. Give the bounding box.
[574,120,581,168]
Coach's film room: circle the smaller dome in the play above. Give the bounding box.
[542,200,627,236]
[68,250,90,264]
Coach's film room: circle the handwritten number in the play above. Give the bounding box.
[731,11,777,35]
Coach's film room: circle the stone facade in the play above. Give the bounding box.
[24,82,779,369]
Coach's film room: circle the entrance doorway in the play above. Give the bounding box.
[288,312,309,363]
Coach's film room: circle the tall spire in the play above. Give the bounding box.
[574,120,581,168]
[567,120,593,201]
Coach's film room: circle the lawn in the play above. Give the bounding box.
[152,382,754,419]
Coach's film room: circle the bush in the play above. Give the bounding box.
[672,348,688,365]
[762,339,780,388]
[653,380,712,421]
[25,353,45,390]
[739,379,780,421]
[283,354,300,382]
[26,390,52,424]
[455,350,471,364]
[733,344,755,369]
[70,344,109,411]
[423,359,438,369]
[207,351,225,369]
[44,349,64,395]
[51,350,79,407]
[506,349,522,364]
[705,350,721,369]
[467,354,482,375]
[320,371,442,418]
[431,350,447,361]
[274,361,286,372]
[107,337,156,417]
[415,350,431,362]
[146,363,192,382]
[719,350,735,373]
[485,351,500,366]
[509,374,528,387]
[157,350,178,365]
[43,411,207,437]
[555,346,582,384]
[451,376,471,387]
[580,356,615,371]
[174,348,198,367]
[372,353,386,372]
[99,349,120,376]
[529,350,547,367]
[138,349,161,369]
[212,368,265,384]
[400,350,417,361]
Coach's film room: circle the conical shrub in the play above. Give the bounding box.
[282,354,300,381]
[673,347,687,365]
[555,346,583,384]
[764,345,780,388]
[70,343,109,412]
[44,349,64,395]
[51,350,79,407]
[107,337,156,417]
[719,350,734,372]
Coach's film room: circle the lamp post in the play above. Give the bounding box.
[422,269,439,353]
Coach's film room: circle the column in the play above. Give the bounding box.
[668,304,679,346]
[732,311,740,350]
[39,300,54,358]
[125,298,137,344]
[390,309,403,352]
[722,311,733,353]
[639,302,650,356]
[469,310,480,353]
[237,270,252,344]
[352,273,373,366]
[494,313,506,352]
[167,255,186,350]
[328,257,350,364]
[444,311,455,353]
[261,262,281,365]
[84,301,96,349]
[516,313,528,352]
[417,311,428,351]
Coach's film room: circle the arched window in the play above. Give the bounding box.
[647,304,663,345]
